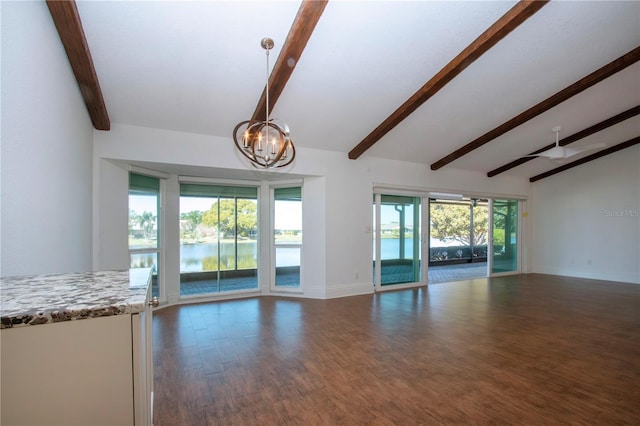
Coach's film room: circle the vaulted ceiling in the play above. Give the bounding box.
[52,0,639,181]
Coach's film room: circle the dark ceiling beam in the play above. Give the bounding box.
[529,136,640,182]
[431,45,640,170]
[250,0,328,123]
[487,105,640,177]
[46,0,110,130]
[347,0,548,160]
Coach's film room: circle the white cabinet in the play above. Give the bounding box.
[133,292,154,426]
[0,290,153,425]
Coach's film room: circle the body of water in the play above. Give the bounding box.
[378,238,416,260]
[182,239,416,271]
[137,239,457,273]
[180,242,301,271]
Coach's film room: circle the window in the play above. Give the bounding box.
[374,194,421,286]
[128,173,160,297]
[179,183,258,295]
[429,198,489,265]
[273,187,302,289]
[491,199,519,274]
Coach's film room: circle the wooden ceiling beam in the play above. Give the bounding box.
[250,0,328,123]
[529,136,640,182]
[348,0,548,160]
[431,46,640,170]
[46,0,110,130]
[487,105,640,177]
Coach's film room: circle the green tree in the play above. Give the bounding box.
[430,204,488,246]
[128,209,140,235]
[180,210,203,239]
[138,211,156,240]
[492,201,517,255]
[202,199,257,238]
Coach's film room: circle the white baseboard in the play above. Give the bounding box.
[325,282,374,299]
[533,266,639,284]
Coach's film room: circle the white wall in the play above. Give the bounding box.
[94,124,530,301]
[1,1,94,276]
[92,159,129,270]
[532,144,640,283]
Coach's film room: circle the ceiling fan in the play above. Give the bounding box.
[520,126,606,160]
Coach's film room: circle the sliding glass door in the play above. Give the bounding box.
[490,199,519,274]
[373,193,520,283]
[374,194,423,287]
[179,183,258,296]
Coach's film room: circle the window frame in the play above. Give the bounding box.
[128,171,164,299]
[177,177,261,297]
[270,181,303,293]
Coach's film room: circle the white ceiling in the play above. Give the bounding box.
[76,0,640,179]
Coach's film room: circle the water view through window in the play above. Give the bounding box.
[374,195,421,286]
[178,183,258,295]
[128,173,160,297]
[274,187,302,288]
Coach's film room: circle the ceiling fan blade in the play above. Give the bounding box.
[516,146,565,159]
[538,146,565,158]
[515,127,607,161]
[564,142,607,157]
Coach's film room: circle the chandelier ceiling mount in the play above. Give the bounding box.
[232,37,295,169]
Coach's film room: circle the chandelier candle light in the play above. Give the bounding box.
[233,38,295,168]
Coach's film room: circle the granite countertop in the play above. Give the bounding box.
[0,268,151,329]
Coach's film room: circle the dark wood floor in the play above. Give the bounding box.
[152,274,640,425]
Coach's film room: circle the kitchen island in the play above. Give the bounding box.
[1,268,154,425]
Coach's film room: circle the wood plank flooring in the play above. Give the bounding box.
[152,274,640,425]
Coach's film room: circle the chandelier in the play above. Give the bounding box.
[233,38,295,169]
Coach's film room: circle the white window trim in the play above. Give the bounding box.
[178,175,261,187]
[269,182,303,293]
[129,165,169,180]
